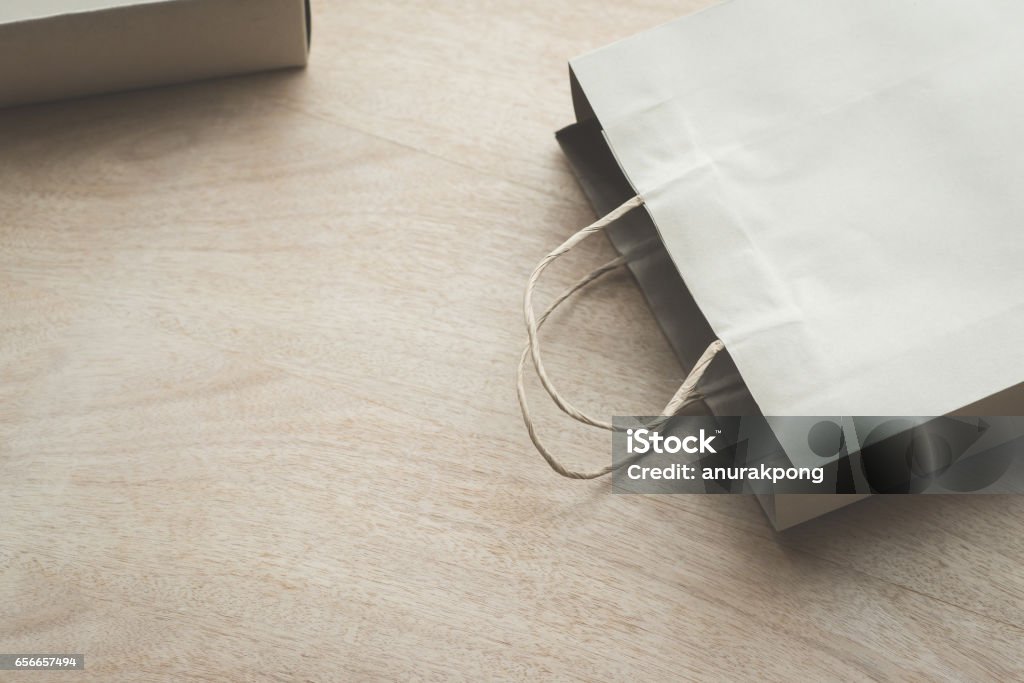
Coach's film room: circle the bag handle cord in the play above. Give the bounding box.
[518,194,725,479]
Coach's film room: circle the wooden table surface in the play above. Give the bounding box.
[2,1,1022,680]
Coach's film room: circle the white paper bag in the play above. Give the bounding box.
[568,0,1024,419]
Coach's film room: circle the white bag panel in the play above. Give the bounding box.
[572,0,1024,415]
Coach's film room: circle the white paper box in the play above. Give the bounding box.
[0,0,310,108]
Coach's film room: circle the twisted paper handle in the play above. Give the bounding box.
[518,195,725,479]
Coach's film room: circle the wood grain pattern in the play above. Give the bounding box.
[1,1,1022,680]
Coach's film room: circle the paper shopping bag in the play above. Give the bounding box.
[555,0,1024,527]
